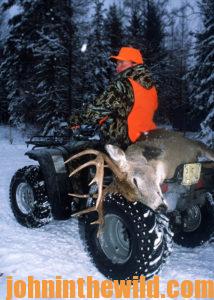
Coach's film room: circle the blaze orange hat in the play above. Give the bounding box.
[110,47,143,64]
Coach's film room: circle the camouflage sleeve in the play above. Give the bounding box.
[132,65,154,90]
[69,78,132,126]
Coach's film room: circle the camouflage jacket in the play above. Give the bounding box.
[70,64,155,148]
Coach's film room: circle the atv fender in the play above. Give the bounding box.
[25,147,71,220]
[25,140,101,220]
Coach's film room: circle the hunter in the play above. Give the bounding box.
[70,46,158,148]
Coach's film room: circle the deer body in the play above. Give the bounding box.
[66,129,213,228]
[127,129,214,179]
[106,129,214,212]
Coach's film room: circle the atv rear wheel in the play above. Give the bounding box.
[79,194,173,280]
[173,192,214,247]
[10,165,52,227]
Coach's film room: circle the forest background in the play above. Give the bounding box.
[0,0,213,145]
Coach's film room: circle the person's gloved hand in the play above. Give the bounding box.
[69,124,80,130]
[69,124,81,136]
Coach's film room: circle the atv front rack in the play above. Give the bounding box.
[26,126,102,148]
[26,135,72,148]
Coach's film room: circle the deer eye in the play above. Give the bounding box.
[133,178,138,188]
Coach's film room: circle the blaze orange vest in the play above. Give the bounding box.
[127,78,158,142]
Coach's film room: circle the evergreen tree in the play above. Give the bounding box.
[142,0,165,66]
[189,0,214,145]
[104,3,124,78]
[0,0,14,123]
[0,57,8,123]
[0,4,6,122]
[70,0,92,109]
[161,4,192,130]
[33,0,76,134]
[82,0,110,104]
[0,0,29,128]
[161,52,190,129]
[0,0,75,133]
[123,0,147,48]
[141,0,169,125]
[126,8,144,49]
[104,3,124,53]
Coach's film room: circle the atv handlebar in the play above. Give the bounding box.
[26,125,101,148]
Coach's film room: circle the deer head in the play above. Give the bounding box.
[105,144,167,212]
[65,144,167,235]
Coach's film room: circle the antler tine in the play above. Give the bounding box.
[69,152,106,235]
[92,154,104,210]
[86,153,106,235]
[69,160,97,177]
[65,149,100,164]
[68,193,89,198]
[67,148,126,237]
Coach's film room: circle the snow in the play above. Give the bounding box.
[0,3,23,43]
[0,125,213,300]
[81,43,87,53]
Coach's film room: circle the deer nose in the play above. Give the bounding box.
[156,203,168,213]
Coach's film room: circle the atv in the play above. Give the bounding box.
[9,127,214,280]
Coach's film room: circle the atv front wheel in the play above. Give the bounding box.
[79,194,173,280]
[10,165,52,227]
[173,192,214,247]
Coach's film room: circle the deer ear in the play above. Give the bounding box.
[105,144,128,169]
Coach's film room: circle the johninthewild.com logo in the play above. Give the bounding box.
[5,275,214,299]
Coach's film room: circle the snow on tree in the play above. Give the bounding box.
[0,0,22,123]
[33,0,76,134]
[189,0,213,145]
[0,0,76,133]
[0,0,22,44]
[0,0,30,128]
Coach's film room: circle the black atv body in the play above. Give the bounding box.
[25,135,101,220]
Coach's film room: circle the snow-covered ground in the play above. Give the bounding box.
[0,125,213,300]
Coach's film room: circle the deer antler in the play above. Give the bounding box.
[65,149,126,235]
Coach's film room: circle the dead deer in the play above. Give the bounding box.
[65,129,214,233]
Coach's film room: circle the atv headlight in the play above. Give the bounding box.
[51,155,67,174]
